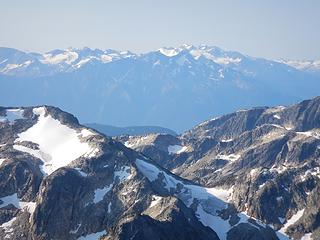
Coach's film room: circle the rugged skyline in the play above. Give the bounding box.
[1,0,319,60]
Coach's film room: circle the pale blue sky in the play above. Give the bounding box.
[0,0,319,59]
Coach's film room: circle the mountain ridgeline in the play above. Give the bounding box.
[0,45,319,132]
[0,96,319,239]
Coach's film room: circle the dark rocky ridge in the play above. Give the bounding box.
[0,104,281,240]
[116,96,320,239]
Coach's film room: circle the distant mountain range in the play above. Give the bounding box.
[85,123,177,136]
[0,45,319,132]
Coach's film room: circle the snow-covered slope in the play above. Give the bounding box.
[13,107,97,174]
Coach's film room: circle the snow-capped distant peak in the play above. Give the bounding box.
[41,50,78,65]
[278,59,320,72]
[158,47,181,57]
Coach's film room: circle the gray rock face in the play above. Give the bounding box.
[0,105,223,240]
[1,97,319,239]
[107,197,219,240]
[118,96,320,239]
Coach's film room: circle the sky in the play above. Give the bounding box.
[0,0,319,60]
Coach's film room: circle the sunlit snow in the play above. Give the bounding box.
[14,107,96,175]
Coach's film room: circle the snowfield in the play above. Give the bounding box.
[135,158,290,240]
[13,107,97,175]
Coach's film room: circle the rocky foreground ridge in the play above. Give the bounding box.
[116,96,320,240]
[1,97,319,239]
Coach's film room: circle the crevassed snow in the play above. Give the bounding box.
[0,217,17,239]
[14,107,95,175]
[279,209,305,236]
[0,109,25,123]
[77,230,107,240]
[93,184,113,203]
[167,145,188,155]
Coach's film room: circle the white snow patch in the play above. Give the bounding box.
[0,60,32,73]
[250,168,259,177]
[77,230,107,240]
[114,166,133,182]
[296,130,320,140]
[273,114,281,119]
[196,205,230,240]
[70,223,81,234]
[213,57,241,65]
[270,164,288,174]
[149,195,163,208]
[74,168,88,177]
[0,217,17,239]
[158,47,180,57]
[220,138,233,143]
[279,217,285,224]
[41,51,78,65]
[100,54,113,63]
[135,158,291,240]
[124,135,155,149]
[279,209,305,236]
[0,109,25,123]
[14,107,95,175]
[0,193,20,208]
[0,158,6,166]
[108,202,112,213]
[74,57,93,68]
[258,183,266,189]
[216,153,241,162]
[167,145,188,155]
[301,233,313,240]
[0,193,36,222]
[277,196,283,202]
[135,159,231,204]
[93,184,113,204]
[20,201,36,222]
[80,129,95,138]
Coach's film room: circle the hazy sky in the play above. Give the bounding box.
[0,0,319,60]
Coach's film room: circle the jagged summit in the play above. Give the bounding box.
[0,103,292,239]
